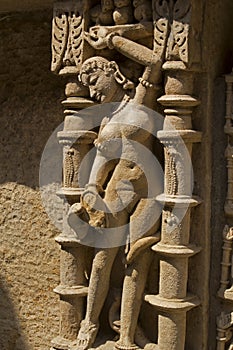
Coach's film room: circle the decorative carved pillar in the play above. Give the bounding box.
[145,1,203,349]
[216,312,233,350]
[218,226,233,299]
[221,73,233,300]
[50,2,96,349]
[52,121,95,349]
[145,65,202,350]
[216,72,233,349]
[224,73,233,218]
[218,73,233,300]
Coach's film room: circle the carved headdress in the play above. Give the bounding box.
[79,56,134,90]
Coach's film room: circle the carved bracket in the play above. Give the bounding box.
[51,0,92,75]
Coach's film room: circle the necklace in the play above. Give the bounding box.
[111,95,131,117]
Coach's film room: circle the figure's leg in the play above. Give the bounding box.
[74,247,119,350]
[86,247,119,323]
[116,248,153,349]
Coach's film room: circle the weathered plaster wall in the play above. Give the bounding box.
[0,1,53,14]
[0,10,65,350]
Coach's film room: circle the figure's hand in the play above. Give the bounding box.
[89,25,120,37]
[89,26,109,38]
[67,203,89,239]
[85,28,118,50]
[84,31,108,50]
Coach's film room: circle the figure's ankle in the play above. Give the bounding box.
[115,339,140,350]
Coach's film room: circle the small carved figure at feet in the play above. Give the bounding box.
[82,185,109,228]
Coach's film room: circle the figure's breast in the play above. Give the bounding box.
[112,104,154,142]
[95,123,122,158]
[95,104,154,157]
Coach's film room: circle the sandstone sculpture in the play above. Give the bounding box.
[67,55,162,350]
[113,0,133,25]
[50,1,202,350]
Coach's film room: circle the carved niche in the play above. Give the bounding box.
[50,1,203,350]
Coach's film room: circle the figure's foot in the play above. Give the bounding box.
[70,320,99,350]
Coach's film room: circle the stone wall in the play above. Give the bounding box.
[1,2,233,350]
[0,10,65,350]
[205,0,233,348]
[187,1,233,347]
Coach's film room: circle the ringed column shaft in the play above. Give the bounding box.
[216,73,233,348]
[51,82,96,350]
[224,74,233,300]
[217,226,233,298]
[145,62,202,350]
[50,1,95,347]
[224,74,233,219]
[218,73,233,303]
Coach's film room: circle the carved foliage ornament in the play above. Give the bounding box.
[153,0,191,63]
[51,0,201,75]
[51,1,89,74]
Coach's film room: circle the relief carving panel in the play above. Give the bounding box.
[50,1,203,349]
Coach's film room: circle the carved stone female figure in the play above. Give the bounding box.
[68,55,162,350]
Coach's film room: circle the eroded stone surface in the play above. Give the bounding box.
[51,1,202,350]
[1,1,233,350]
[0,10,64,350]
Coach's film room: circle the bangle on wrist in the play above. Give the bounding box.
[139,77,160,89]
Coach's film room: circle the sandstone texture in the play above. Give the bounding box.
[0,10,64,350]
[1,1,233,350]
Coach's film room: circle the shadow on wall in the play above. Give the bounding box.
[0,10,62,350]
[0,276,29,350]
[0,10,64,190]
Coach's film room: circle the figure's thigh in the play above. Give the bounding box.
[93,247,119,271]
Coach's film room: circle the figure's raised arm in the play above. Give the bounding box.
[85,26,161,68]
[84,22,165,108]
